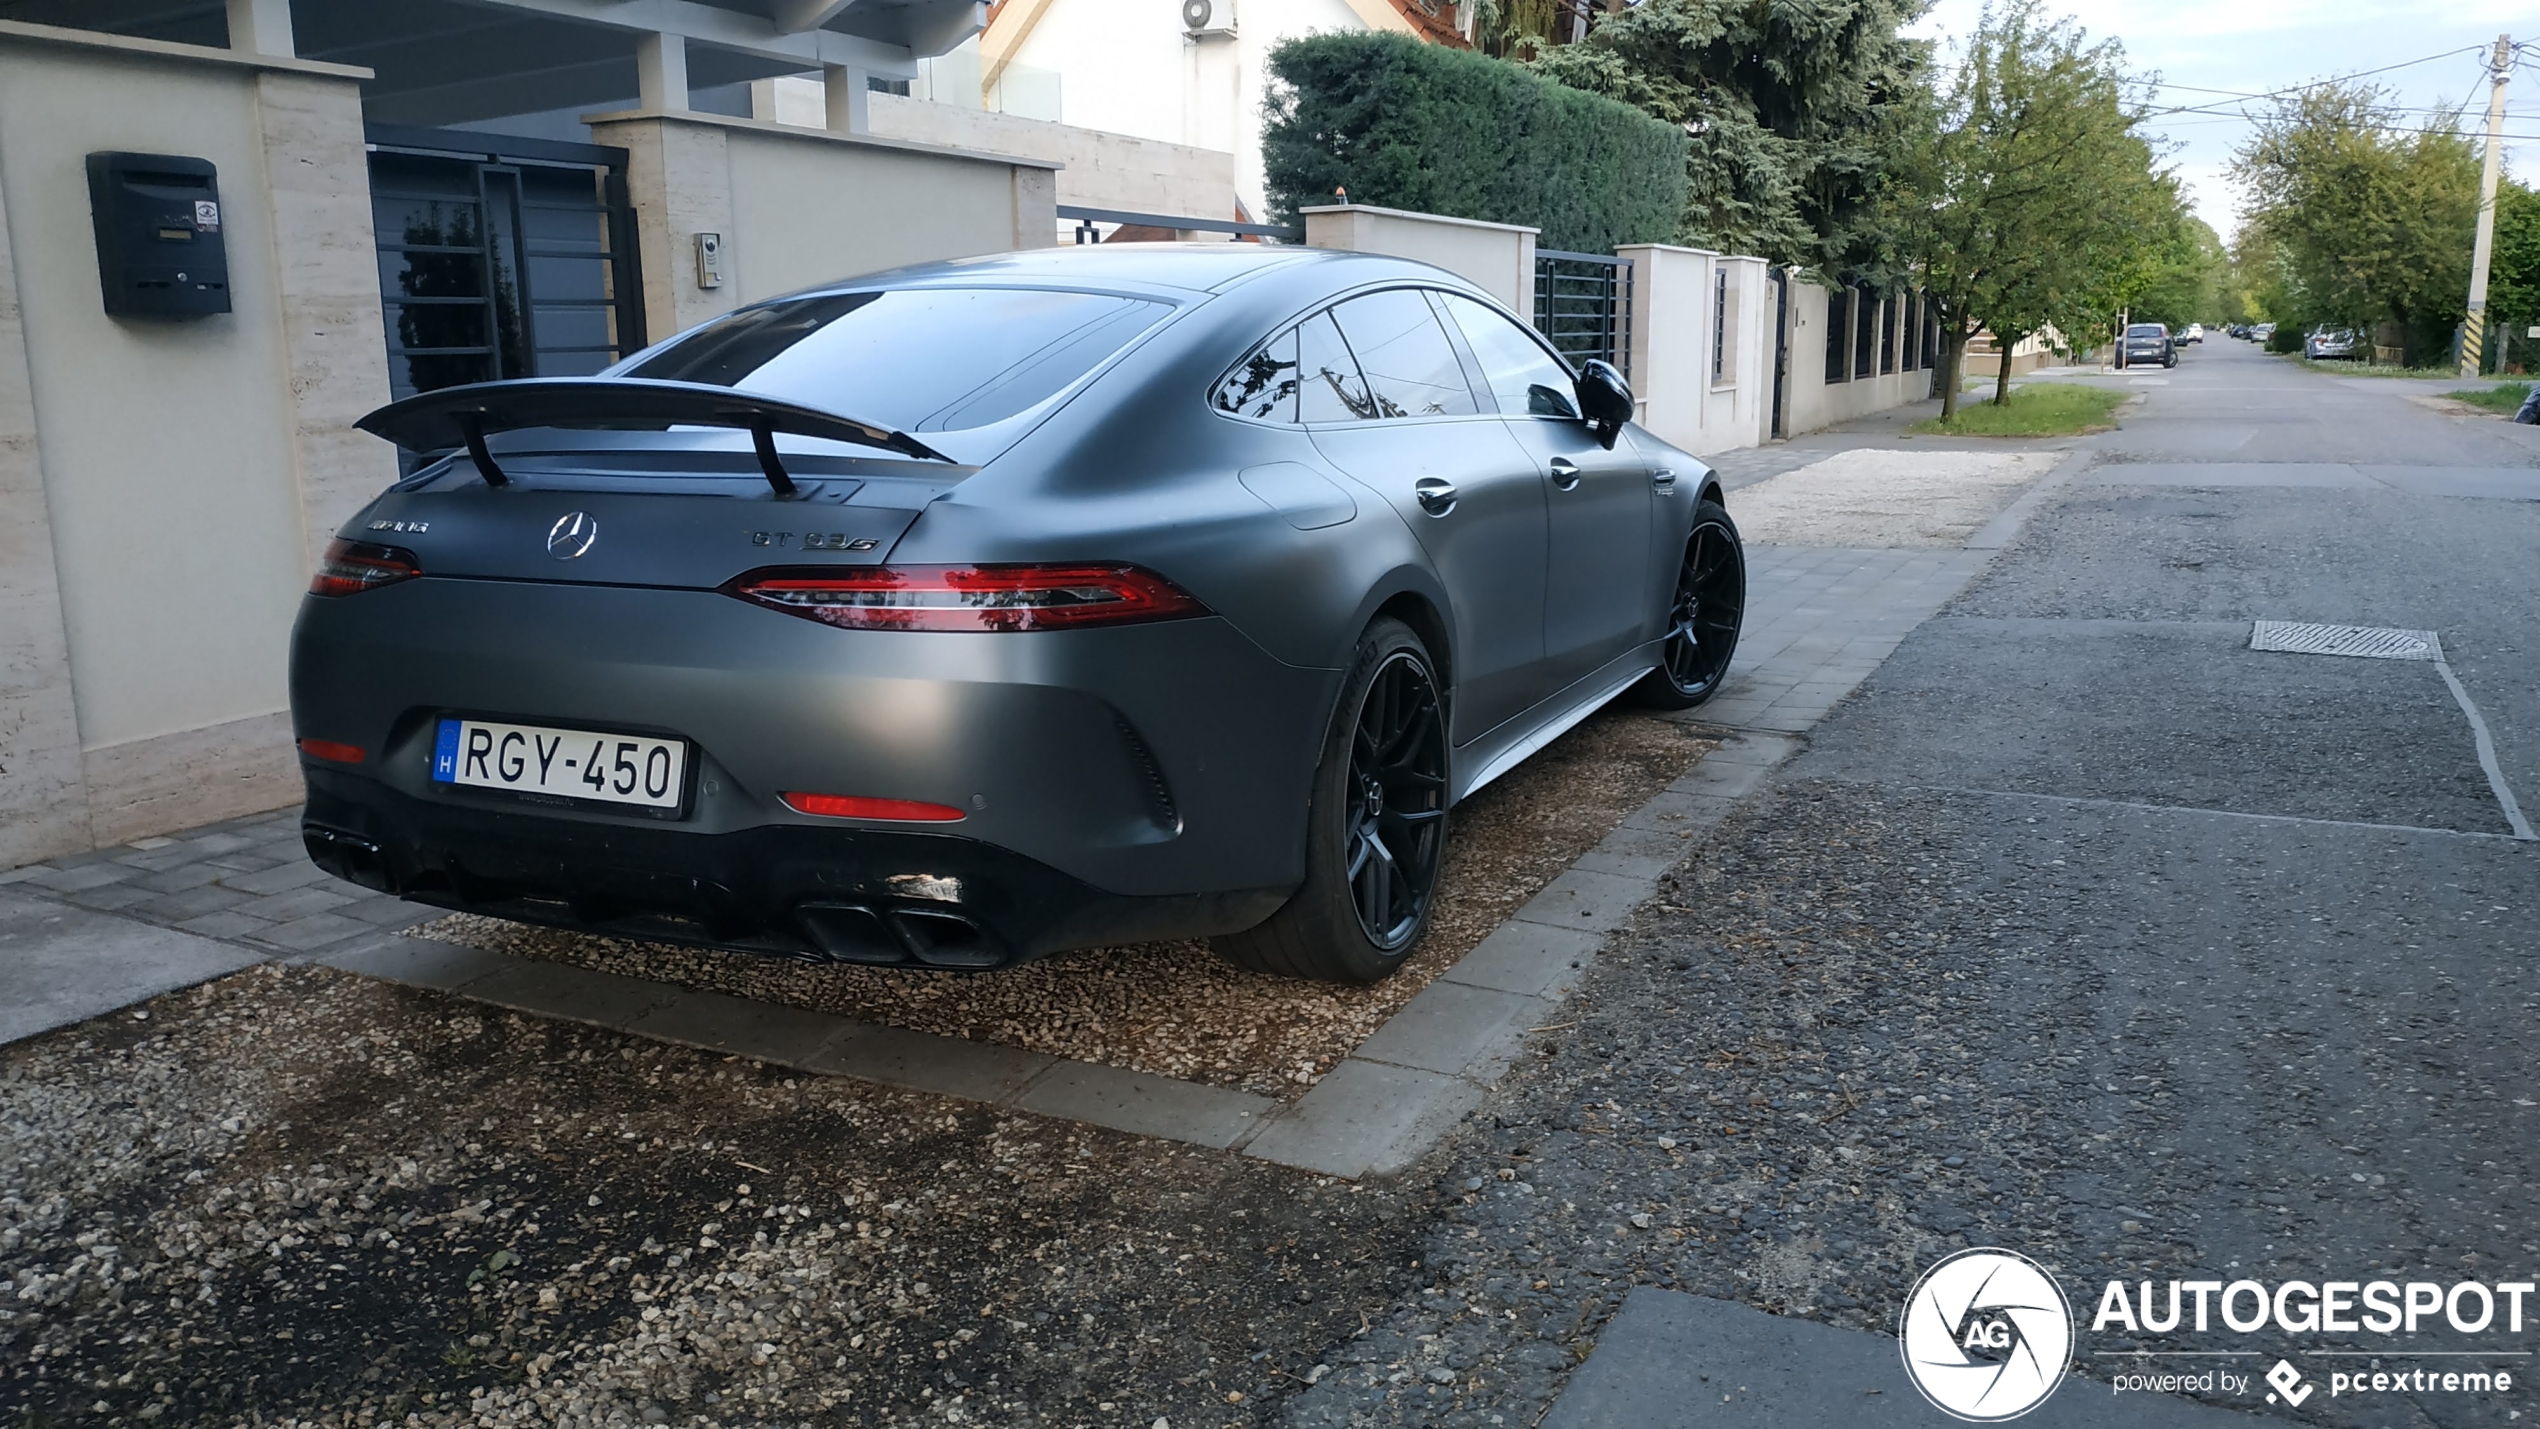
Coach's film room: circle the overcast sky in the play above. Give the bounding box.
[1903,0,2536,242]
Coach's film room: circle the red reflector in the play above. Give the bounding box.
[310,538,421,597]
[783,792,966,822]
[297,738,365,764]
[730,563,1206,632]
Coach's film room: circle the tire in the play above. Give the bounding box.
[1633,500,1746,710]
[1212,617,1449,983]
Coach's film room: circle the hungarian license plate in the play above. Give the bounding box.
[432,718,687,809]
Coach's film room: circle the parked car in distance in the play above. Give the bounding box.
[2121,323,2177,368]
[2305,327,2361,360]
[2180,323,2204,344]
[290,245,1747,984]
[2252,323,2276,342]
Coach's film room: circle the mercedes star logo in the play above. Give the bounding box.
[546,511,598,560]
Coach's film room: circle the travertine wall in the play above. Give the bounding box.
[584,109,1061,332]
[753,78,1235,223]
[0,23,390,859]
[1301,204,1537,314]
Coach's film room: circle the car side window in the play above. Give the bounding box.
[1298,311,1377,423]
[1213,327,1299,422]
[1440,293,1579,420]
[1330,289,1478,419]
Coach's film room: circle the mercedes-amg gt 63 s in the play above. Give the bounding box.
[290,246,1745,982]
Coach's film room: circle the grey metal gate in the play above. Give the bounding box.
[1532,249,1632,378]
[365,125,646,401]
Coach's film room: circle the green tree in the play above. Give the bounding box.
[2485,181,2540,372]
[2231,83,2481,363]
[1893,0,2168,415]
[1524,0,1928,273]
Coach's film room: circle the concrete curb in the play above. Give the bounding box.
[314,729,1803,1180]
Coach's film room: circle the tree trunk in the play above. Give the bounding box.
[1941,325,1970,421]
[1993,330,2024,406]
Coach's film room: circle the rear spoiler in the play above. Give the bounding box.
[354,377,951,494]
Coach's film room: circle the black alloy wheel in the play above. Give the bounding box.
[1213,617,1449,982]
[1343,650,1449,949]
[1636,500,1746,709]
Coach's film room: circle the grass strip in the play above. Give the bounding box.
[2442,384,2533,414]
[1910,383,2126,437]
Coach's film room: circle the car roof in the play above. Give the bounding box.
[771,243,1474,299]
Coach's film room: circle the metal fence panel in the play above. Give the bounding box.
[1532,249,1632,379]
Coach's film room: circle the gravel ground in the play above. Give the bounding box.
[1,962,1443,1428]
[409,709,1714,1097]
[1272,777,2539,1428]
[1728,449,2058,547]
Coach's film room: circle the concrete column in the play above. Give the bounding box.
[1615,244,1715,455]
[636,31,690,113]
[226,0,295,58]
[824,64,871,134]
[0,156,93,865]
[1010,164,1056,248]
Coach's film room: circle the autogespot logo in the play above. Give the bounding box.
[1900,1248,2076,1421]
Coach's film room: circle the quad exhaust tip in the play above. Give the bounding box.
[797,901,1007,970]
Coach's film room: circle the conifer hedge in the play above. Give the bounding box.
[1260,32,1688,254]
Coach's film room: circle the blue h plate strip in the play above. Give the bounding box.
[432,719,461,782]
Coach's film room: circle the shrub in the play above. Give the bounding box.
[1260,32,1688,254]
[2266,325,2303,353]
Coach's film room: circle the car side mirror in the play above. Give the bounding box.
[1574,359,1632,449]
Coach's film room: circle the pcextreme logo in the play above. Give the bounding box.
[1899,1248,2075,1421]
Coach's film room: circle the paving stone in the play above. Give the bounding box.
[463,959,682,1030]
[1620,790,1737,835]
[1440,919,1604,999]
[0,866,47,885]
[339,898,442,929]
[1350,980,1551,1079]
[132,863,225,895]
[233,884,358,923]
[251,912,373,952]
[805,1021,1059,1104]
[1011,1061,1273,1150]
[131,884,258,923]
[217,860,330,896]
[180,832,259,857]
[1669,759,1771,800]
[626,988,851,1068]
[173,910,277,941]
[19,863,139,894]
[317,935,510,991]
[1510,868,1658,934]
[1244,1060,1486,1180]
[0,889,267,1044]
[1569,822,1698,880]
[201,853,285,874]
[60,884,160,913]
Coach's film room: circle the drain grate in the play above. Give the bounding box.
[2249,621,2440,661]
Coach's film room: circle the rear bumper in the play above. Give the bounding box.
[303,771,1289,967]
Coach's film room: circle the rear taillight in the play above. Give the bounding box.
[730,564,1207,632]
[296,738,365,764]
[310,539,421,597]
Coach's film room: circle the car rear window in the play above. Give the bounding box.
[2127,324,2165,337]
[623,288,1170,433]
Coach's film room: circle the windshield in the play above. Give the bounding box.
[2127,324,2165,338]
[621,288,1171,435]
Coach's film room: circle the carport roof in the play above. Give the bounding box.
[4,0,981,125]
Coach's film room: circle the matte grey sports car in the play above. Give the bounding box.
[290,245,1744,982]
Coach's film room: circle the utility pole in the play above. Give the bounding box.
[2460,34,2512,378]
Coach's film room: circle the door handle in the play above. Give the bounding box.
[1413,476,1457,516]
[1652,468,1677,492]
[1548,457,1581,491]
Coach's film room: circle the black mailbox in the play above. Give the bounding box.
[86,152,232,319]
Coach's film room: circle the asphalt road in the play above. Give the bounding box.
[1286,342,2540,1428]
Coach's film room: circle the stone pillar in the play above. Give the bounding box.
[1615,244,1717,454]
[1011,164,1056,249]
[255,71,400,572]
[586,114,737,343]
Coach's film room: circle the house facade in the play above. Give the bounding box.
[975,0,1470,223]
